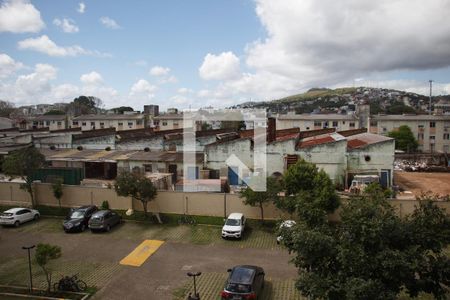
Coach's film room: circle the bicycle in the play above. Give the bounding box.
[54,274,87,292]
[178,213,196,225]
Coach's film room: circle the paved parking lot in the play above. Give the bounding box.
[0,217,301,299]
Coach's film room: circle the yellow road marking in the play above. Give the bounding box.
[120,240,164,267]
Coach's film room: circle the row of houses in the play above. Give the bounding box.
[0,119,395,191]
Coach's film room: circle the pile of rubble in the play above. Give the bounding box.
[394,160,449,172]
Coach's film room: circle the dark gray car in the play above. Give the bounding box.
[88,210,121,232]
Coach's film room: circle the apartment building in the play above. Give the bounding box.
[20,115,68,131]
[276,113,360,131]
[370,115,450,153]
[152,114,184,131]
[72,114,146,131]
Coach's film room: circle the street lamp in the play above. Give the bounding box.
[22,245,35,294]
[187,271,201,300]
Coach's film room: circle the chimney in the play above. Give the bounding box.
[267,117,276,143]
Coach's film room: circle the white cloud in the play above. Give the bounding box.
[129,79,157,99]
[52,84,79,100]
[77,2,85,14]
[0,0,45,33]
[199,52,240,81]
[178,87,193,94]
[17,35,111,57]
[14,63,57,99]
[53,18,79,33]
[233,0,450,98]
[150,66,170,76]
[80,71,103,85]
[0,53,24,78]
[99,17,121,29]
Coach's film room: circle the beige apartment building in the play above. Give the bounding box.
[152,114,184,131]
[370,115,450,153]
[72,114,146,131]
[276,113,360,131]
[20,115,68,131]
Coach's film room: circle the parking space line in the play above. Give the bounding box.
[120,240,164,267]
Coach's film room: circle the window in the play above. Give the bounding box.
[305,127,310,130]
[342,121,346,124]
[162,121,168,126]
[323,121,329,128]
[332,121,338,127]
[418,124,424,129]
[444,133,450,140]
[418,133,424,140]
[370,120,377,126]
[100,122,104,126]
[430,135,435,140]
[73,121,78,126]
[39,121,44,125]
[118,122,123,126]
[90,122,95,126]
[430,121,436,128]
[136,120,142,125]
[33,122,38,126]
[349,122,355,128]
[128,122,133,126]
[82,122,86,126]
[382,127,387,132]
[46,121,50,126]
[173,122,179,126]
[314,121,321,127]
[57,121,61,126]
[144,164,152,172]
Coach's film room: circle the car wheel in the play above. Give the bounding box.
[106,225,111,232]
[14,221,20,227]
[34,214,39,221]
[81,224,86,232]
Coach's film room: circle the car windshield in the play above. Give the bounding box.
[226,283,251,293]
[225,218,241,226]
[69,211,85,219]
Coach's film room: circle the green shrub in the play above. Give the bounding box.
[101,200,109,210]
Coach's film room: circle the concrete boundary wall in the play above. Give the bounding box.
[0,182,448,220]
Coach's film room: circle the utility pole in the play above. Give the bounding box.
[429,80,433,115]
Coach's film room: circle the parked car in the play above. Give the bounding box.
[222,213,246,239]
[63,205,97,232]
[88,210,122,232]
[220,265,265,299]
[276,220,296,244]
[0,208,40,227]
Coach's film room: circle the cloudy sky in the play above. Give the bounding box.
[1,0,450,111]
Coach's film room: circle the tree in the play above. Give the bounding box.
[67,96,103,116]
[114,171,157,219]
[240,176,281,223]
[44,110,65,115]
[280,159,339,226]
[284,184,450,300]
[2,147,45,207]
[35,243,62,292]
[51,178,64,208]
[388,125,418,153]
[0,100,16,118]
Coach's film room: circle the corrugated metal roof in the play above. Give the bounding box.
[346,133,393,150]
[297,135,336,148]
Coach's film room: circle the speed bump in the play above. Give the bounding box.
[120,240,164,267]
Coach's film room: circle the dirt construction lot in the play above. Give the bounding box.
[394,171,450,197]
[0,218,303,300]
